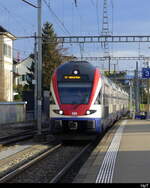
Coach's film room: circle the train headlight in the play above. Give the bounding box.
[73,69,80,75]
[53,110,64,115]
[86,110,91,115]
[86,110,96,115]
[59,110,63,115]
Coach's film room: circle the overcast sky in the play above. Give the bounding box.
[1,0,150,73]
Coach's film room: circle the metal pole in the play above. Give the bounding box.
[147,79,150,119]
[129,80,133,118]
[135,61,140,114]
[108,56,111,73]
[34,33,37,121]
[146,62,150,119]
[37,0,42,135]
[114,64,116,72]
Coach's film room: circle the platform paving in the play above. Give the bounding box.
[73,119,150,183]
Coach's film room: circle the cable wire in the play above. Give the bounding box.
[43,0,71,35]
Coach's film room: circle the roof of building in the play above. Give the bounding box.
[0,25,16,40]
[14,55,34,66]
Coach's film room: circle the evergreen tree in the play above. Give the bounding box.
[26,60,35,90]
[42,22,63,90]
[42,22,74,90]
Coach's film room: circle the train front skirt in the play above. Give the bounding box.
[50,117,102,134]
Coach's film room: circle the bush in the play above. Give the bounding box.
[14,94,22,101]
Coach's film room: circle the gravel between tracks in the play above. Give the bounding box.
[7,145,83,183]
[0,143,52,180]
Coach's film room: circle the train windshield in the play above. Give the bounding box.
[58,82,92,104]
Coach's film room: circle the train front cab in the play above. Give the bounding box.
[50,96,103,134]
[49,87,104,134]
[49,62,104,135]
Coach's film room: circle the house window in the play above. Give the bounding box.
[8,46,11,57]
[3,44,12,58]
[3,44,7,56]
[22,75,26,81]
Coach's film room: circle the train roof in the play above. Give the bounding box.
[57,61,96,70]
[56,61,96,82]
[55,61,129,96]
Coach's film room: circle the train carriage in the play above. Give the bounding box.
[49,61,129,134]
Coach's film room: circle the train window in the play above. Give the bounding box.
[50,92,55,104]
[103,94,105,105]
[94,91,102,104]
[58,82,92,104]
[104,94,109,105]
[94,95,100,104]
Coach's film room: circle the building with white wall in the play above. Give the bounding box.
[0,26,16,101]
[14,56,34,86]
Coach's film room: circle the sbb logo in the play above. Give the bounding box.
[72,112,77,116]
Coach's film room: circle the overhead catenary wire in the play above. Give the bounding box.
[0,34,35,58]
[0,0,37,59]
[73,1,83,35]
[43,0,85,59]
[0,1,35,34]
[21,0,38,8]
[90,0,95,7]
[43,0,72,36]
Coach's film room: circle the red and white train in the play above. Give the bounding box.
[49,61,129,134]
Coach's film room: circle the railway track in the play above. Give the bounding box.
[0,121,115,183]
[0,119,121,183]
[0,144,61,183]
[0,130,34,147]
[0,128,49,148]
[0,138,99,183]
[50,142,92,183]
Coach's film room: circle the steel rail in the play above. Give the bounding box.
[49,143,92,183]
[0,130,36,147]
[0,128,49,146]
[0,144,62,183]
[0,130,34,141]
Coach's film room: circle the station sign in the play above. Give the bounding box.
[142,68,150,78]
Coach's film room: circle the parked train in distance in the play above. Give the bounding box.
[49,61,129,134]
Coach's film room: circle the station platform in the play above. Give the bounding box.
[73,119,150,183]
